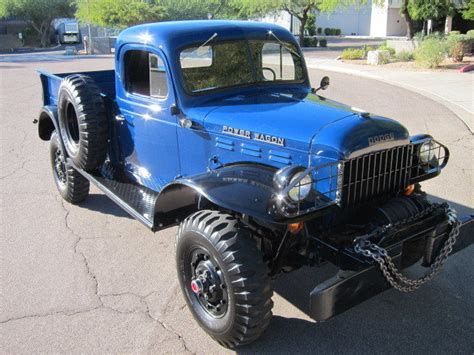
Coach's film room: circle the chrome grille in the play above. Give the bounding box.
[342,145,415,207]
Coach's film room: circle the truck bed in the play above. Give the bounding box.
[38,70,115,106]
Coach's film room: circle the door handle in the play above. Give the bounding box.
[115,114,125,122]
[179,117,194,129]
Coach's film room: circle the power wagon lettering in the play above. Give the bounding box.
[222,126,285,146]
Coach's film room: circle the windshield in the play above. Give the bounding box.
[179,39,305,94]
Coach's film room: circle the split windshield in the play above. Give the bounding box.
[179,39,305,94]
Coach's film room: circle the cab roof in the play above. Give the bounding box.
[116,20,298,56]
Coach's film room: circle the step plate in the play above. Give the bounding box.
[69,160,159,229]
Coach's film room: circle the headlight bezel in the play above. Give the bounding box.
[419,140,439,166]
[287,171,313,202]
[273,165,313,204]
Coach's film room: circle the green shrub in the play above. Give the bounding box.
[378,41,396,56]
[303,37,318,47]
[449,31,461,36]
[364,45,375,54]
[335,28,341,36]
[324,28,331,35]
[414,38,448,68]
[317,27,322,35]
[467,29,474,38]
[341,48,366,60]
[414,31,445,42]
[447,34,471,62]
[395,50,414,62]
[319,39,327,47]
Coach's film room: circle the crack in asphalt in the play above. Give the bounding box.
[142,295,193,354]
[0,307,103,324]
[93,290,193,353]
[54,199,193,353]
[60,199,103,308]
[0,159,32,180]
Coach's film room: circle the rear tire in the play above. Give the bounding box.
[58,74,108,171]
[50,131,89,204]
[176,210,273,348]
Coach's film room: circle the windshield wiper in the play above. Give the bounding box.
[191,32,217,54]
[267,30,301,58]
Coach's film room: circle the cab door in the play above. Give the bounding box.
[115,47,180,192]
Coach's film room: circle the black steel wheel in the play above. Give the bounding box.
[57,74,108,171]
[176,210,273,348]
[50,131,89,204]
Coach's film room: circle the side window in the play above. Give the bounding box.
[180,45,213,69]
[149,54,168,98]
[261,42,299,81]
[123,50,168,99]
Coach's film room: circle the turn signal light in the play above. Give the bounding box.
[288,222,304,234]
[404,184,415,196]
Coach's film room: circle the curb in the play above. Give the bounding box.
[306,61,474,134]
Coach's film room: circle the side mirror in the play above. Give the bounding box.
[320,76,330,90]
[312,76,330,94]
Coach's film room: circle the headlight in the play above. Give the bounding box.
[288,172,312,202]
[419,140,438,165]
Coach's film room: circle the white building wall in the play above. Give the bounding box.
[370,0,407,36]
[256,12,301,35]
[316,4,372,35]
[386,8,407,36]
[255,1,408,38]
[370,1,389,36]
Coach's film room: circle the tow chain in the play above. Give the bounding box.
[354,203,461,292]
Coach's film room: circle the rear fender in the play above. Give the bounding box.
[38,105,58,141]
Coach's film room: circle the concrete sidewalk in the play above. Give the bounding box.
[304,57,474,133]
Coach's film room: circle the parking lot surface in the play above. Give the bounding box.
[1,53,473,353]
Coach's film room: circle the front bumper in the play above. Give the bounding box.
[309,213,473,322]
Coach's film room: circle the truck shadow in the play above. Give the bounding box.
[239,196,473,353]
[80,193,133,220]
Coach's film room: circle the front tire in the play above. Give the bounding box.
[50,131,89,204]
[176,210,273,348]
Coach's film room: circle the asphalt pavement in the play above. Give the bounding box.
[1,53,473,354]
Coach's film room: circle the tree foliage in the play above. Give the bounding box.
[156,0,241,20]
[461,0,474,20]
[236,0,363,45]
[407,0,454,21]
[0,0,74,46]
[75,0,166,29]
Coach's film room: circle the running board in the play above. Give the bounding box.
[69,160,159,230]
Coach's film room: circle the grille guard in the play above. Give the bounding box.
[275,138,449,218]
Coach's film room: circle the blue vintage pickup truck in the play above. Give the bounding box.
[36,21,473,347]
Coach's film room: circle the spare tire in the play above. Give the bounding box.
[58,74,108,171]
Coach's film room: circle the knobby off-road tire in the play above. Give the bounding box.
[58,74,108,171]
[176,210,273,348]
[50,131,89,204]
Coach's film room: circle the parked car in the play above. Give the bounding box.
[36,20,473,348]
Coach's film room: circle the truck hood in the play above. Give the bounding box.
[186,93,409,158]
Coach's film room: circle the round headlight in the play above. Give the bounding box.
[419,141,438,165]
[288,172,312,202]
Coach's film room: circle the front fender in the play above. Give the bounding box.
[154,164,284,228]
